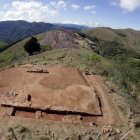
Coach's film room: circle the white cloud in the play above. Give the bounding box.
[71,4,80,11]
[84,5,96,10]
[91,10,96,14]
[62,20,73,24]
[49,0,67,10]
[110,1,118,6]
[111,0,140,12]
[120,0,140,12]
[0,0,67,22]
[90,21,100,27]
[3,4,10,9]
[62,20,86,25]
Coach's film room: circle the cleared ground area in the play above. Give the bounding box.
[0,64,124,128]
[0,65,102,119]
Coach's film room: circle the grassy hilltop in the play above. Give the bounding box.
[83,27,140,52]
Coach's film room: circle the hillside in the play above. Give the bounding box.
[0,29,140,139]
[0,29,139,97]
[83,27,140,51]
[40,30,78,49]
[0,42,9,52]
[0,20,89,43]
[0,42,8,47]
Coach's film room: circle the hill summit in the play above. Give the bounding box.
[40,30,79,49]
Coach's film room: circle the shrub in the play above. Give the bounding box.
[130,58,140,67]
[24,37,40,55]
[86,54,100,62]
[116,32,126,37]
[75,31,86,38]
[91,37,100,43]
[41,45,52,51]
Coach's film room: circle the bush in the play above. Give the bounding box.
[86,36,100,43]
[24,37,40,55]
[41,45,52,51]
[116,32,126,37]
[86,54,100,62]
[75,31,86,38]
[91,38,140,96]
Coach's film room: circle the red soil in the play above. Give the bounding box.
[0,65,101,115]
[0,64,124,126]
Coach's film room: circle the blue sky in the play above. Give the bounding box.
[0,0,140,30]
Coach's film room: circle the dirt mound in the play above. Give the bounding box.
[40,30,78,49]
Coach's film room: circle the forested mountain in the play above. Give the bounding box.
[0,20,89,43]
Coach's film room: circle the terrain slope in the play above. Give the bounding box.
[83,27,140,51]
[0,29,139,139]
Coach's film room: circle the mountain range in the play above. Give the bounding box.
[0,20,90,43]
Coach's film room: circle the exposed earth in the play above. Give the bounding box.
[0,64,138,139]
[0,64,123,125]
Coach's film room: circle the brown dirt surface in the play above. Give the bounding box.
[0,65,101,116]
[0,64,137,139]
[40,30,78,49]
[87,75,124,126]
[0,64,126,129]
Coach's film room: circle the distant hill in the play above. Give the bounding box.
[83,27,140,51]
[0,20,89,43]
[55,23,91,30]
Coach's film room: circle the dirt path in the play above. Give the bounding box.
[87,75,124,126]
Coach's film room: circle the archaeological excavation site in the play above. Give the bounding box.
[0,64,123,128]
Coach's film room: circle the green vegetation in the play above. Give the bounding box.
[0,21,85,43]
[0,42,8,47]
[88,36,140,97]
[0,33,45,68]
[41,45,52,51]
[87,36,100,43]
[82,28,140,98]
[18,126,29,134]
[75,31,86,38]
[0,42,9,52]
[0,55,15,63]
[0,40,24,53]
[83,27,140,51]
[116,32,127,37]
[86,54,100,62]
[24,37,41,55]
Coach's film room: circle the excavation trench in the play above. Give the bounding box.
[1,104,103,119]
[0,65,107,123]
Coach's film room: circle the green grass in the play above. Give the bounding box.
[0,42,8,47]
[0,42,9,52]
[41,45,53,51]
[0,33,45,63]
[0,55,15,63]
[86,54,100,62]
[83,27,140,51]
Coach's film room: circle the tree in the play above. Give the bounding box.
[24,36,40,55]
